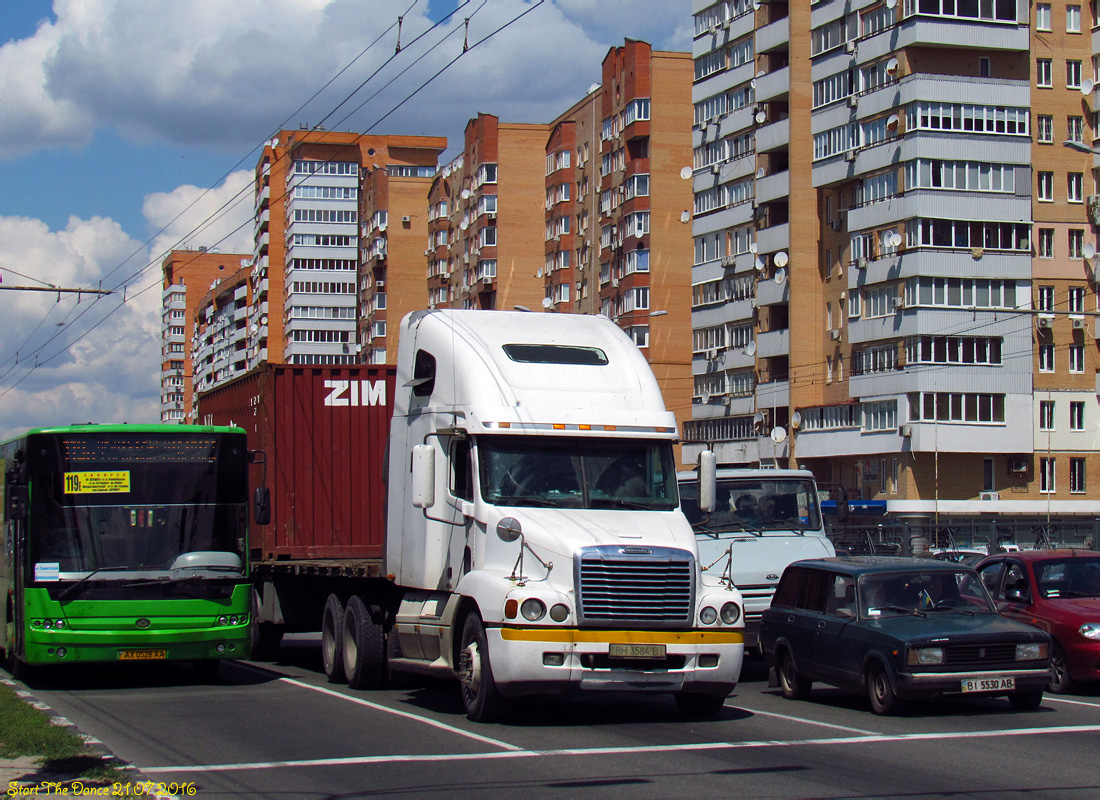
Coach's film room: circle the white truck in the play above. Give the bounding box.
[203,309,746,721]
[679,467,835,655]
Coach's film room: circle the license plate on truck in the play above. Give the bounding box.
[961,676,1015,693]
[609,643,666,659]
[118,649,167,661]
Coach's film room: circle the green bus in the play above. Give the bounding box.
[1,424,255,679]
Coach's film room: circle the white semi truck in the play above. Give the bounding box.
[679,467,836,655]
[202,309,746,721]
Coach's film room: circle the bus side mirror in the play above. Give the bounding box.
[7,485,27,522]
[253,487,271,526]
[698,450,717,514]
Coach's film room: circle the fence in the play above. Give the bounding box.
[828,518,1100,558]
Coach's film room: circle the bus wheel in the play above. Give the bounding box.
[321,594,346,684]
[343,595,384,690]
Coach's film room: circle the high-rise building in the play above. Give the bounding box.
[547,40,696,437]
[190,264,252,398]
[688,0,1100,519]
[159,249,250,423]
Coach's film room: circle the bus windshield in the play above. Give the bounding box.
[478,436,678,510]
[27,432,248,579]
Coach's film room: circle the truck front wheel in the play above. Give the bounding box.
[458,613,508,722]
[321,594,346,683]
[343,595,385,690]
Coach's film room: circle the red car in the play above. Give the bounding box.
[976,550,1100,693]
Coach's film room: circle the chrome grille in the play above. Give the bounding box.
[576,545,694,626]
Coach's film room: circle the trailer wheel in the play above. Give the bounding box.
[321,594,347,683]
[458,613,508,722]
[249,590,283,661]
[343,595,384,690]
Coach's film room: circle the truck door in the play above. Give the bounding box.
[447,437,475,586]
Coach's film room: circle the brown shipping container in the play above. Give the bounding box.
[197,364,396,564]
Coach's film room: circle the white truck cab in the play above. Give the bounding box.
[679,465,835,654]
[387,310,745,719]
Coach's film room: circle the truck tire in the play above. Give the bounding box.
[249,589,283,661]
[343,595,385,690]
[458,613,509,722]
[321,594,347,684]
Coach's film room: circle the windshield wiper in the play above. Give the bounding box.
[929,603,975,615]
[57,566,131,601]
[876,605,927,617]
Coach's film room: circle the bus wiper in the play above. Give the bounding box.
[57,566,131,601]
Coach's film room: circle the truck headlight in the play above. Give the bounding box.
[1016,642,1047,661]
[908,647,944,666]
[521,598,547,622]
[700,606,718,625]
[1080,623,1100,640]
[549,603,570,622]
[720,602,740,625]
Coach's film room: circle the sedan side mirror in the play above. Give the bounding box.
[1004,588,1029,603]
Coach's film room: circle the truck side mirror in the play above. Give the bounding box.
[253,487,271,526]
[698,450,717,514]
[411,444,436,509]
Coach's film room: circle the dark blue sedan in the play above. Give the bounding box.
[761,557,1052,715]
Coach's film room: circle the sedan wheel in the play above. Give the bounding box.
[777,650,811,700]
[1047,642,1075,694]
[867,664,903,715]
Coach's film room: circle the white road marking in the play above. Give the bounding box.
[141,723,1100,774]
[276,676,523,752]
[1044,696,1100,709]
[727,705,878,735]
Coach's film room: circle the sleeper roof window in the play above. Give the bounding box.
[502,344,608,366]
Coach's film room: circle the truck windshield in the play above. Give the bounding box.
[478,436,678,510]
[681,478,822,533]
[26,432,248,579]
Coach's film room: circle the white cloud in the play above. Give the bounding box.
[143,170,256,263]
[0,215,160,439]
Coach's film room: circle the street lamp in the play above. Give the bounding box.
[1063,139,1096,155]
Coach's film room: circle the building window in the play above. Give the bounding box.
[1037,58,1053,87]
[1071,400,1086,431]
[979,56,991,77]
[1071,457,1086,493]
[1070,286,1086,313]
[1040,400,1056,431]
[1036,3,1052,30]
[1068,60,1083,89]
[1040,457,1056,493]
[1038,171,1054,201]
[1070,343,1085,373]
[1038,285,1055,311]
[1037,115,1054,143]
[1068,116,1085,143]
[1067,5,1082,32]
[1039,228,1055,259]
[1069,173,1084,202]
[1039,342,1056,372]
[1069,229,1085,259]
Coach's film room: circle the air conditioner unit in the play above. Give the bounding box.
[401,216,411,223]
[898,424,913,438]
[1071,315,1086,329]
[829,329,842,341]
[1037,313,1055,328]
[848,95,858,108]
[721,255,736,267]
[893,296,905,311]
[979,491,1000,501]
[845,40,856,54]
[829,218,841,231]
[375,280,384,288]
[844,150,857,162]
[1010,459,1028,474]
[856,257,868,269]
[486,212,496,220]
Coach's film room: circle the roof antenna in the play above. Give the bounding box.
[395,15,403,53]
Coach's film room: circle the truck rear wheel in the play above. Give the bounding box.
[343,595,385,690]
[458,613,508,722]
[321,594,346,683]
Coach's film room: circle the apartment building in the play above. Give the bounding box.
[159,249,250,423]
[547,40,696,436]
[252,129,444,367]
[190,264,252,397]
[426,113,548,312]
[688,0,1100,520]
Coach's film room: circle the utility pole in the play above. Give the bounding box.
[0,286,114,297]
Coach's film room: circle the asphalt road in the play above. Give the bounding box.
[11,636,1100,799]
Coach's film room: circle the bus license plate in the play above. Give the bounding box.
[609,643,665,659]
[961,676,1015,693]
[118,649,167,661]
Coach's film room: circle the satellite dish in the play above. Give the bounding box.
[886,0,896,7]
[1085,242,1097,259]
[260,315,268,326]
[378,223,387,232]
[680,210,691,223]
[1082,79,1095,96]
[773,251,789,268]
[755,257,766,272]
[889,231,903,248]
[460,219,469,231]
[755,111,767,125]
[791,411,803,430]
[541,297,553,309]
[886,114,900,130]
[701,391,711,404]
[680,166,692,179]
[749,242,758,254]
[770,426,787,444]
[750,79,757,90]
[886,57,899,74]
[774,267,787,285]
[756,167,766,178]
[461,189,470,199]
[587,82,601,95]
[753,411,766,428]
[536,268,544,278]
[744,341,757,357]
[270,137,279,147]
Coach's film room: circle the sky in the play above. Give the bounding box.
[0,0,692,439]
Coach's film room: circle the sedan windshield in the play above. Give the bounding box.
[478,436,677,510]
[860,570,996,618]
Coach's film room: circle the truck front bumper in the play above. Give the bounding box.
[487,626,744,698]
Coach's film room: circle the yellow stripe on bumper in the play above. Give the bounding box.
[499,628,744,645]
